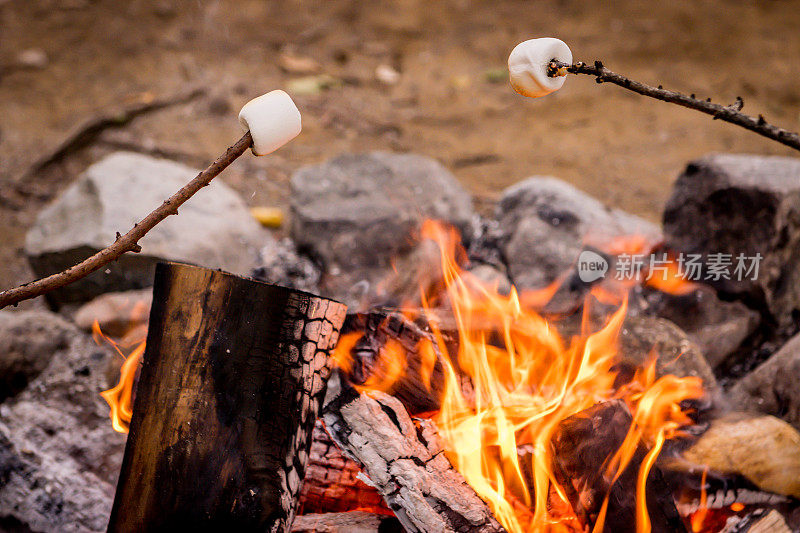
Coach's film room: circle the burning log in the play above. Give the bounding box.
[107,262,346,532]
[340,309,456,414]
[729,509,793,533]
[298,420,389,515]
[321,372,507,533]
[549,400,686,533]
[291,511,403,533]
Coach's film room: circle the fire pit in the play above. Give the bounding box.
[88,216,800,533]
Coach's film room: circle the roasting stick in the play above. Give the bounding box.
[0,90,301,310]
[509,38,800,152]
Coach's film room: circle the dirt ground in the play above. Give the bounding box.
[2,0,799,303]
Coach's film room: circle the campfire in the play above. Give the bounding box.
[3,30,800,533]
[92,219,798,533]
[329,220,704,532]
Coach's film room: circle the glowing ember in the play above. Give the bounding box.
[93,320,145,433]
[334,221,705,532]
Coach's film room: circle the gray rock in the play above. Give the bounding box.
[663,154,800,329]
[618,316,720,398]
[729,333,800,430]
[466,264,512,296]
[0,310,126,532]
[73,289,152,337]
[290,152,474,273]
[0,310,75,401]
[682,412,800,499]
[319,235,445,311]
[250,238,322,294]
[495,177,660,290]
[26,152,271,306]
[644,286,761,368]
[555,312,719,400]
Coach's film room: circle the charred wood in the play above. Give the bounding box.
[723,509,792,533]
[107,263,346,533]
[549,400,685,533]
[341,309,456,414]
[291,511,403,533]
[299,420,389,515]
[321,372,506,533]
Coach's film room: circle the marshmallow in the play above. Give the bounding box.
[508,38,572,98]
[238,90,302,155]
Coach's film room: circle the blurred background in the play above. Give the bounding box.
[1,0,799,291]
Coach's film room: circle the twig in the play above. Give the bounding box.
[548,60,800,152]
[0,132,253,309]
[96,137,206,167]
[14,87,205,182]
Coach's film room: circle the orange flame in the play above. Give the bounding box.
[607,235,698,296]
[644,254,698,296]
[93,320,145,433]
[335,221,705,532]
[690,469,709,532]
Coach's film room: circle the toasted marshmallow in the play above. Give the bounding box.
[508,38,572,98]
[238,90,301,155]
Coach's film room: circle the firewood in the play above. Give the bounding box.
[341,309,449,413]
[14,88,205,183]
[549,400,685,533]
[290,511,402,533]
[341,309,475,415]
[321,372,506,533]
[107,263,346,533]
[743,509,792,533]
[298,420,389,515]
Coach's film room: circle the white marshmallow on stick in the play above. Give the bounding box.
[238,90,302,155]
[508,38,572,98]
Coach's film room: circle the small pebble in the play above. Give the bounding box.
[286,74,342,96]
[375,64,400,85]
[483,67,508,83]
[16,48,48,70]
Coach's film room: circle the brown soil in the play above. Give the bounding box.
[1,0,799,305]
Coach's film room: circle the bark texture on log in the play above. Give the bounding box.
[291,511,403,533]
[342,309,460,414]
[321,372,506,533]
[299,420,389,515]
[108,262,346,533]
[550,400,685,533]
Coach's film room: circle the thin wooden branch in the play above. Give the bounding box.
[548,60,800,152]
[14,88,206,182]
[0,132,252,310]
